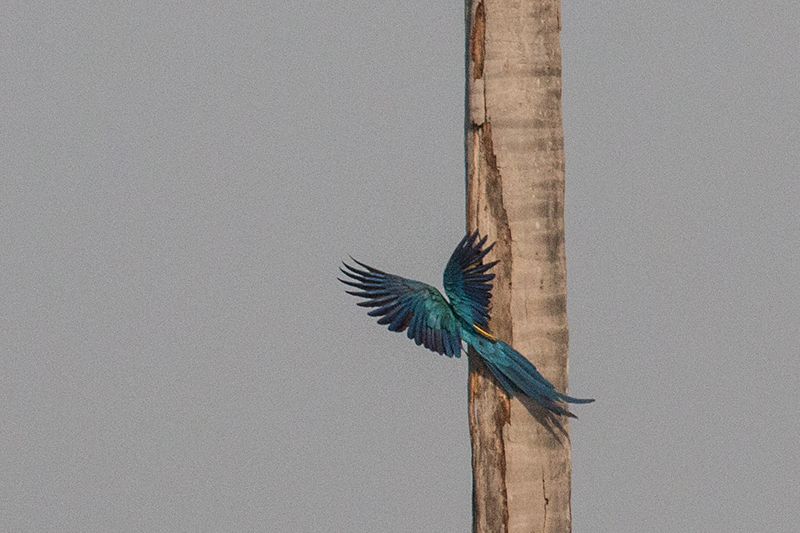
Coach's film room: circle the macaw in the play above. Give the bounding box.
[340,231,594,418]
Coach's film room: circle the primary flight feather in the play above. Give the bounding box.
[340,232,594,418]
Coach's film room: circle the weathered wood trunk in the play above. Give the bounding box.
[466,1,573,532]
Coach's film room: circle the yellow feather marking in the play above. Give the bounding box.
[473,324,496,341]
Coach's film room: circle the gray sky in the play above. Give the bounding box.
[2,1,798,532]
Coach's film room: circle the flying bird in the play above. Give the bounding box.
[339,231,594,418]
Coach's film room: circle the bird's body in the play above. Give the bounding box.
[340,232,594,418]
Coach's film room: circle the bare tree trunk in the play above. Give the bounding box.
[466,1,573,532]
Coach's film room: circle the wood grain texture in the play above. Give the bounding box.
[466,1,574,532]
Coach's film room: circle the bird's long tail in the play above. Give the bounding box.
[478,339,594,418]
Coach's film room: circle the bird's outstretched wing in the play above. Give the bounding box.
[443,231,499,330]
[340,259,463,357]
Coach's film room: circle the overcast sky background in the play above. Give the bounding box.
[2,1,798,532]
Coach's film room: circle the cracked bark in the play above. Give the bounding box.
[466,1,574,532]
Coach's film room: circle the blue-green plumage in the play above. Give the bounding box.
[340,232,594,418]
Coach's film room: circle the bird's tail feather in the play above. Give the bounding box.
[481,340,595,418]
